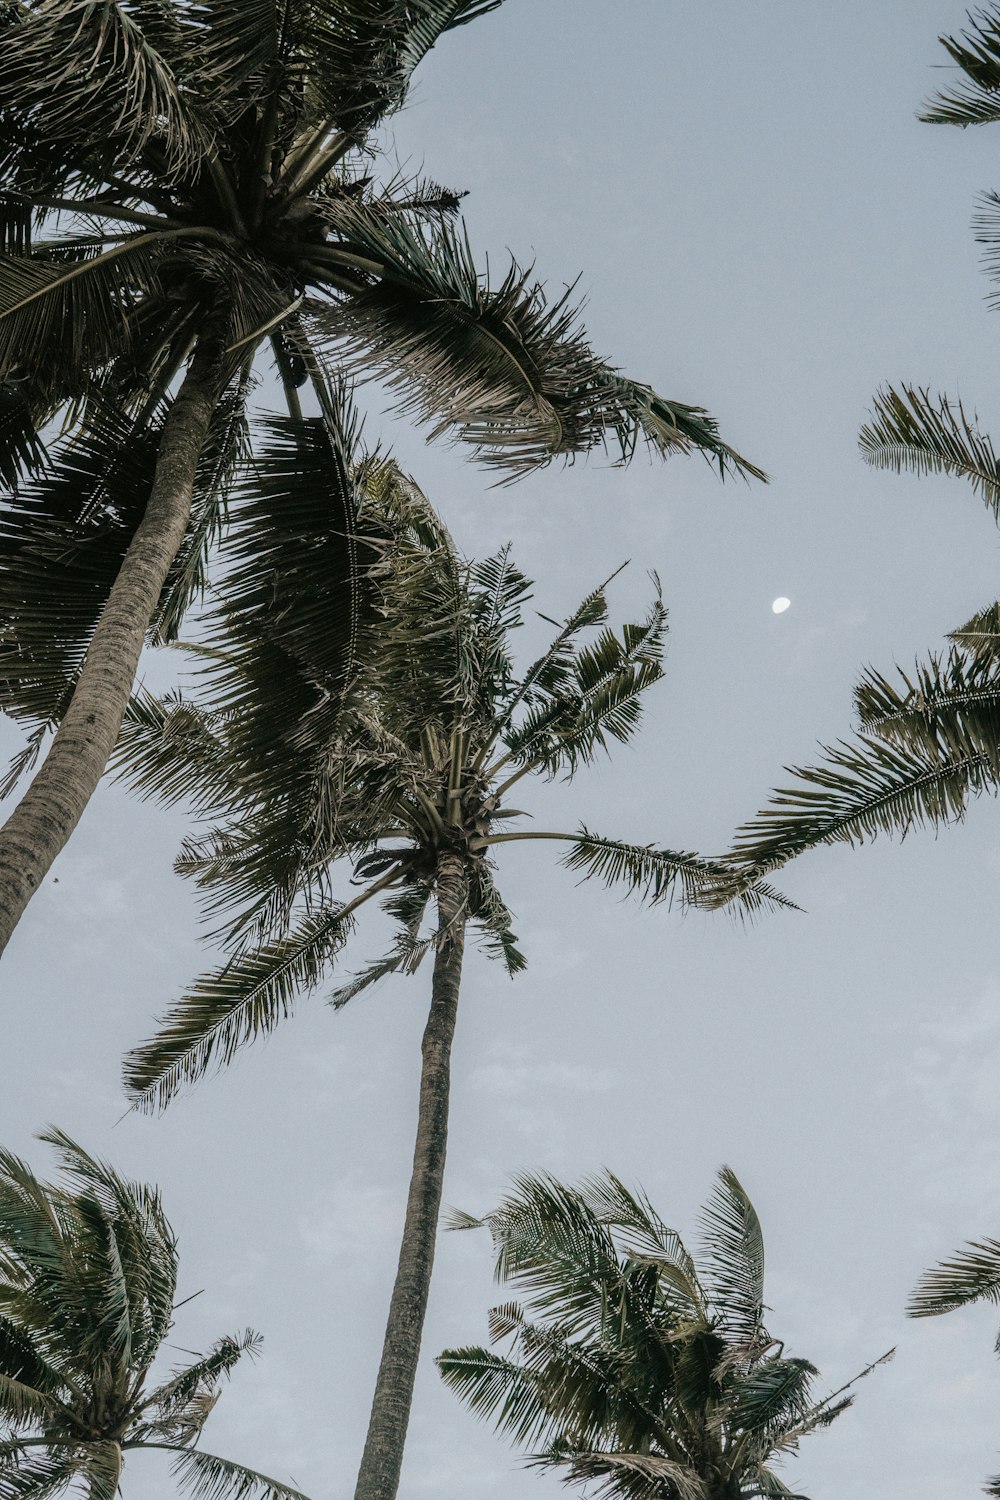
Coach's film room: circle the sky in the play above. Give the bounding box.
[5,2,1000,1497]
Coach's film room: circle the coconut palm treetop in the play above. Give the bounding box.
[0,0,764,961]
[111,397,786,1112]
[0,0,761,482]
[439,1167,892,1500]
[0,1128,308,1500]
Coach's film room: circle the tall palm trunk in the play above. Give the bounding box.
[354,852,468,1500]
[0,325,230,959]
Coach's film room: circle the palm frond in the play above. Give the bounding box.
[730,729,997,873]
[948,601,1000,656]
[0,1447,82,1500]
[160,1444,311,1500]
[697,1169,765,1350]
[546,1450,709,1500]
[123,906,357,1111]
[858,385,1000,519]
[854,653,1000,777]
[920,6,1000,126]
[553,830,796,923]
[0,0,212,184]
[288,0,506,137]
[309,216,761,480]
[908,1237,1000,1317]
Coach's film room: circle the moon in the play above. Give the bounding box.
[771,596,791,614]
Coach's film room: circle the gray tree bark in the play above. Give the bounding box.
[353,852,469,1500]
[0,325,229,960]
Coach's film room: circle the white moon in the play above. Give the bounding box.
[771,597,791,614]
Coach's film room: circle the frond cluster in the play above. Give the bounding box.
[0,1132,304,1500]
[438,1169,888,1500]
[110,404,774,1110]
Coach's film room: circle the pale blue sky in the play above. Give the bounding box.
[4,4,1000,1497]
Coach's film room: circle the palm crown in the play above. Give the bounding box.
[0,0,764,958]
[111,395,786,1109]
[0,1129,307,1500]
[438,1167,890,1500]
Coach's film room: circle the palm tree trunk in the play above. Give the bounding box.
[353,852,469,1500]
[0,324,230,959]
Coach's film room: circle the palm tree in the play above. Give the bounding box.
[0,0,764,961]
[108,401,784,1500]
[0,1127,309,1500]
[909,1227,1000,1495]
[719,10,1000,887]
[439,1167,891,1500]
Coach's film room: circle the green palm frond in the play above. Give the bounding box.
[727,1358,818,1432]
[159,1445,311,1500]
[908,1237,1000,1318]
[123,904,361,1110]
[309,216,762,480]
[501,591,667,774]
[288,0,506,137]
[435,1345,556,1451]
[948,601,1000,656]
[547,1450,709,1500]
[0,233,181,389]
[858,385,1000,519]
[730,729,996,874]
[139,1332,260,1432]
[0,1,212,185]
[440,1169,868,1500]
[919,5,1000,126]
[0,1448,82,1500]
[853,653,1000,775]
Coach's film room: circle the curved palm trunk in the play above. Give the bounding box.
[0,326,229,958]
[353,852,468,1500]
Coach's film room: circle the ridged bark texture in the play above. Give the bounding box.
[0,328,229,960]
[353,853,469,1500]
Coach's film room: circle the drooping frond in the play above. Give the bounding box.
[0,0,212,186]
[0,1447,82,1500]
[858,385,1000,520]
[920,6,1000,126]
[309,216,763,480]
[908,1237,1000,1318]
[162,1446,311,1500]
[123,905,360,1111]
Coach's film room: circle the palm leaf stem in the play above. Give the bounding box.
[270,335,304,420]
[226,297,305,355]
[1,227,232,322]
[204,151,246,236]
[281,133,356,201]
[3,193,180,231]
[126,1443,311,1500]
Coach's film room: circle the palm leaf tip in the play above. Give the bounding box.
[907,1237,1000,1318]
[859,384,1000,519]
[919,7,1000,126]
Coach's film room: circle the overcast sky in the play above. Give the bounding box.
[5,3,1000,1497]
